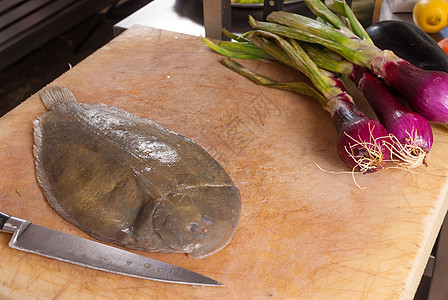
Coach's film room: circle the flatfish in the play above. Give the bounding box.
[33,86,241,259]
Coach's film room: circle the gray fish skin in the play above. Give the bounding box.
[33,86,241,259]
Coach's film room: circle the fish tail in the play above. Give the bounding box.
[39,86,76,109]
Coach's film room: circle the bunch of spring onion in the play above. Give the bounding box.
[204,30,391,173]
[249,0,448,126]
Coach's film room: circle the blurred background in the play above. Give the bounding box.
[0,0,154,116]
[0,0,374,117]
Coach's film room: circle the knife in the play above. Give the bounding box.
[0,211,223,286]
[263,0,284,21]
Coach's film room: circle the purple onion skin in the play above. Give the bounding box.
[350,65,433,153]
[375,55,448,124]
[332,98,391,172]
[387,111,434,152]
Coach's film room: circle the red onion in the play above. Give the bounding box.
[371,50,448,125]
[350,64,433,168]
[330,96,391,172]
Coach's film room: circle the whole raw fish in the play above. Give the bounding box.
[33,86,241,259]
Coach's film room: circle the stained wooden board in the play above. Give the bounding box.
[1,25,448,299]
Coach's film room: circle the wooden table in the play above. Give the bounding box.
[1,25,448,299]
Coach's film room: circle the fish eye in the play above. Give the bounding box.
[202,214,213,224]
[188,222,200,233]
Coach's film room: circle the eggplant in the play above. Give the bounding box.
[366,20,448,73]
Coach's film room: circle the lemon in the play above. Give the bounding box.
[413,0,448,33]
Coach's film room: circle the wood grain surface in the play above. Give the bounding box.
[0,25,448,299]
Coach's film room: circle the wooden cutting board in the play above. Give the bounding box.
[1,25,448,299]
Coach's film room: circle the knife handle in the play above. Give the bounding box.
[0,211,11,230]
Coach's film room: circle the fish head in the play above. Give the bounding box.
[153,186,241,259]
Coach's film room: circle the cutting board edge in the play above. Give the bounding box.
[403,178,448,299]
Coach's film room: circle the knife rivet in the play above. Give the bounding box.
[144,263,151,268]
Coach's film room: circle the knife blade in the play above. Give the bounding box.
[0,211,223,286]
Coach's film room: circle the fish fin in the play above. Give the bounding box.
[132,167,163,201]
[32,116,84,229]
[39,86,76,110]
